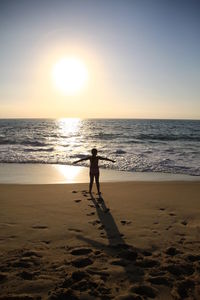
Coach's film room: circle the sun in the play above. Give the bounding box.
[52,57,89,95]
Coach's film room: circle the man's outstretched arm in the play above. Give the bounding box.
[99,157,115,163]
[73,157,90,164]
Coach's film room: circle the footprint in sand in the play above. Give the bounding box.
[11,250,42,269]
[70,248,93,256]
[120,220,132,225]
[148,275,171,286]
[68,228,82,233]
[41,240,51,245]
[94,250,102,255]
[32,225,48,229]
[8,235,17,239]
[159,208,166,211]
[176,232,186,237]
[0,222,18,227]
[186,254,200,262]
[141,250,152,256]
[71,257,93,268]
[110,259,128,267]
[173,279,196,299]
[165,247,180,256]
[100,233,106,238]
[22,250,42,258]
[165,225,172,231]
[169,212,176,216]
[18,270,36,280]
[164,263,194,276]
[74,199,81,203]
[181,220,188,226]
[178,237,185,244]
[130,284,157,298]
[70,270,89,283]
[136,258,159,268]
[89,220,101,226]
[98,225,104,230]
[87,212,95,216]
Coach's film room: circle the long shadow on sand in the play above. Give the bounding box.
[53,193,173,299]
[77,194,150,283]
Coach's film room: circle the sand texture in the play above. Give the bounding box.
[0,182,200,299]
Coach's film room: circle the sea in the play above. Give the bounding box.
[0,118,199,176]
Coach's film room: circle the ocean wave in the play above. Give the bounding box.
[115,149,126,154]
[125,140,142,144]
[0,138,50,147]
[92,132,121,140]
[24,147,54,152]
[0,119,199,177]
[21,140,49,147]
[71,154,88,159]
[136,134,200,142]
[0,139,17,145]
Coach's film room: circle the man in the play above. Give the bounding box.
[74,148,115,194]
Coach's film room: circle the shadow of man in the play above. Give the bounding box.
[77,194,145,283]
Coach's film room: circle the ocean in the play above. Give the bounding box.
[0,118,199,176]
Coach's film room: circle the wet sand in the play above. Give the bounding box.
[0,163,197,184]
[0,182,200,299]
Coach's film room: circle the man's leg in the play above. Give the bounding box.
[89,173,94,193]
[95,173,100,195]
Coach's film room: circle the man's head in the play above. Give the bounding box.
[91,148,98,156]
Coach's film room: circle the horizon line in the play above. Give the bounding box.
[0,117,199,121]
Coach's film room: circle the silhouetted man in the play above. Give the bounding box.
[74,148,115,195]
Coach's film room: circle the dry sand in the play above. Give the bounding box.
[0,182,200,299]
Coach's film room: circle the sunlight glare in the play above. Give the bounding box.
[52,57,88,95]
[55,165,81,182]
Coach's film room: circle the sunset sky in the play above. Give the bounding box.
[0,0,200,119]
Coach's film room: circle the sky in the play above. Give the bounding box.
[0,0,200,119]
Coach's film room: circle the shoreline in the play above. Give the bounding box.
[0,163,199,184]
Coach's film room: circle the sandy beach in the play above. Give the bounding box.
[1,0,200,298]
[0,181,200,299]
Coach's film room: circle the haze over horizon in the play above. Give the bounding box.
[0,0,200,119]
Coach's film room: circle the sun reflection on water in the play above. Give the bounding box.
[56,118,81,149]
[58,118,81,136]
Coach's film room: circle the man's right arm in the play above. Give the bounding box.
[73,156,90,164]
